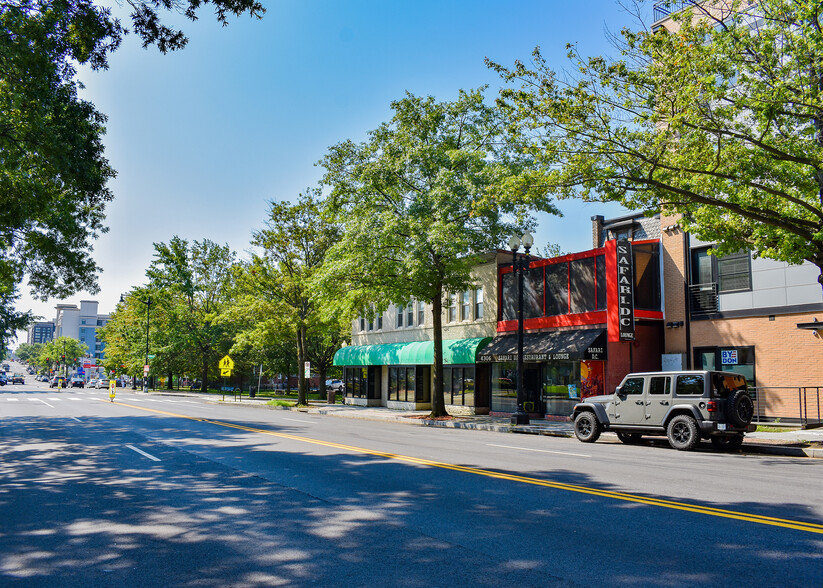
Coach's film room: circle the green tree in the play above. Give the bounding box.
[15,342,42,364]
[38,336,87,376]
[146,236,236,392]
[0,0,264,336]
[490,0,823,287]
[232,189,343,405]
[319,89,557,417]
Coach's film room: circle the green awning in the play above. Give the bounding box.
[333,337,493,367]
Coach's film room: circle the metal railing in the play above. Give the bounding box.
[689,282,718,315]
[749,386,823,429]
[653,1,693,24]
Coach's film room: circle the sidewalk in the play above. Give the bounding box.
[149,391,823,458]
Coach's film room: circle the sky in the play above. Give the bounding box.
[15,0,649,342]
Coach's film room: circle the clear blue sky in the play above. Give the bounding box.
[16,0,647,339]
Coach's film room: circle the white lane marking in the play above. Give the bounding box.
[35,398,55,408]
[281,417,315,424]
[69,398,82,401]
[48,398,63,401]
[125,445,161,462]
[486,443,591,458]
[7,398,19,402]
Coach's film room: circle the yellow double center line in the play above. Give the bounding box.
[104,399,823,535]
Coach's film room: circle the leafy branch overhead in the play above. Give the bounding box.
[490,0,823,286]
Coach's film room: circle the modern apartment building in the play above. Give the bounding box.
[53,300,111,363]
[26,322,55,345]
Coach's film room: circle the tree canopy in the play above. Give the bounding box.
[0,0,265,337]
[490,0,823,286]
[320,88,557,416]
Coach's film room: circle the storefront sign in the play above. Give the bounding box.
[616,240,635,341]
[721,349,738,365]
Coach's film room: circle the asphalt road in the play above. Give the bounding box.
[2,377,822,587]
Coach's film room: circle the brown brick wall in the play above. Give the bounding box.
[691,312,823,389]
[660,213,689,355]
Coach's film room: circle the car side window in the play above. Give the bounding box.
[676,375,704,396]
[649,376,670,395]
[621,378,645,395]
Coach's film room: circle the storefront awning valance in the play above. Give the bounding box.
[333,337,493,367]
[477,329,607,362]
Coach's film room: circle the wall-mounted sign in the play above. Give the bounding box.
[616,240,635,341]
[721,349,738,365]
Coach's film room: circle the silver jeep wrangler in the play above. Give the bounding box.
[572,370,755,451]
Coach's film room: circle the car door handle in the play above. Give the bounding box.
[635,400,644,405]
[660,401,669,405]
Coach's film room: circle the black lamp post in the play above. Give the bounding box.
[508,231,534,426]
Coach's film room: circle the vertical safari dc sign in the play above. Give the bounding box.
[616,240,635,341]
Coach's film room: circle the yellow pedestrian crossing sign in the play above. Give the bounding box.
[219,355,234,377]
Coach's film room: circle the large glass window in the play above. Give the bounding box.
[444,366,475,406]
[501,273,516,320]
[633,243,661,311]
[491,363,518,412]
[417,301,426,326]
[570,257,596,313]
[388,366,418,402]
[545,262,569,316]
[524,267,544,319]
[676,375,704,396]
[695,346,755,385]
[595,254,606,310]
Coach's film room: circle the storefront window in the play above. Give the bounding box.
[444,366,475,406]
[542,361,581,416]
[695,346,755,385]
[491,363,518,412]
[633,242,661,311]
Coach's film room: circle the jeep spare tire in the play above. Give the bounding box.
[725,389,754,428]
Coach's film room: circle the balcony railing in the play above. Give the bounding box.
[688,282,718,315]
[653,1,693,25]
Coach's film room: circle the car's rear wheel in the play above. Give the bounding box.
[574,411,601,443]
[616,432,643,444]
[710,434,744,451]
[667,415,699,451]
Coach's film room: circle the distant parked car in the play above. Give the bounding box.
[11,373,24,384]
[50,376,66,388]
[325,379,344,393]
[0,373,6,386]
[70,376,85,388]
[93,378,108,389]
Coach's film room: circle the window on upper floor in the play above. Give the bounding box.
[692,247,751,293]
[474,287,484,320]
[461,291,470,321]
[406,301,414,327]
[448,294,457,323]
[376,312,383,331]
[417,300,425,326]
[396,303,404,328]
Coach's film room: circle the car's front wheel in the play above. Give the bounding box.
[574,411,601,443]
[667,415,699,451]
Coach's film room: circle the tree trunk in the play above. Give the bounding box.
[296,327,307,405]
[201,353,209,394]
[167,372,173,390]
[429,289,447,418]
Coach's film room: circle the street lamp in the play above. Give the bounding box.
[509,231,534,426]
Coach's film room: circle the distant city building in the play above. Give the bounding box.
[27,322,55,345]
[53,300,111,365]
